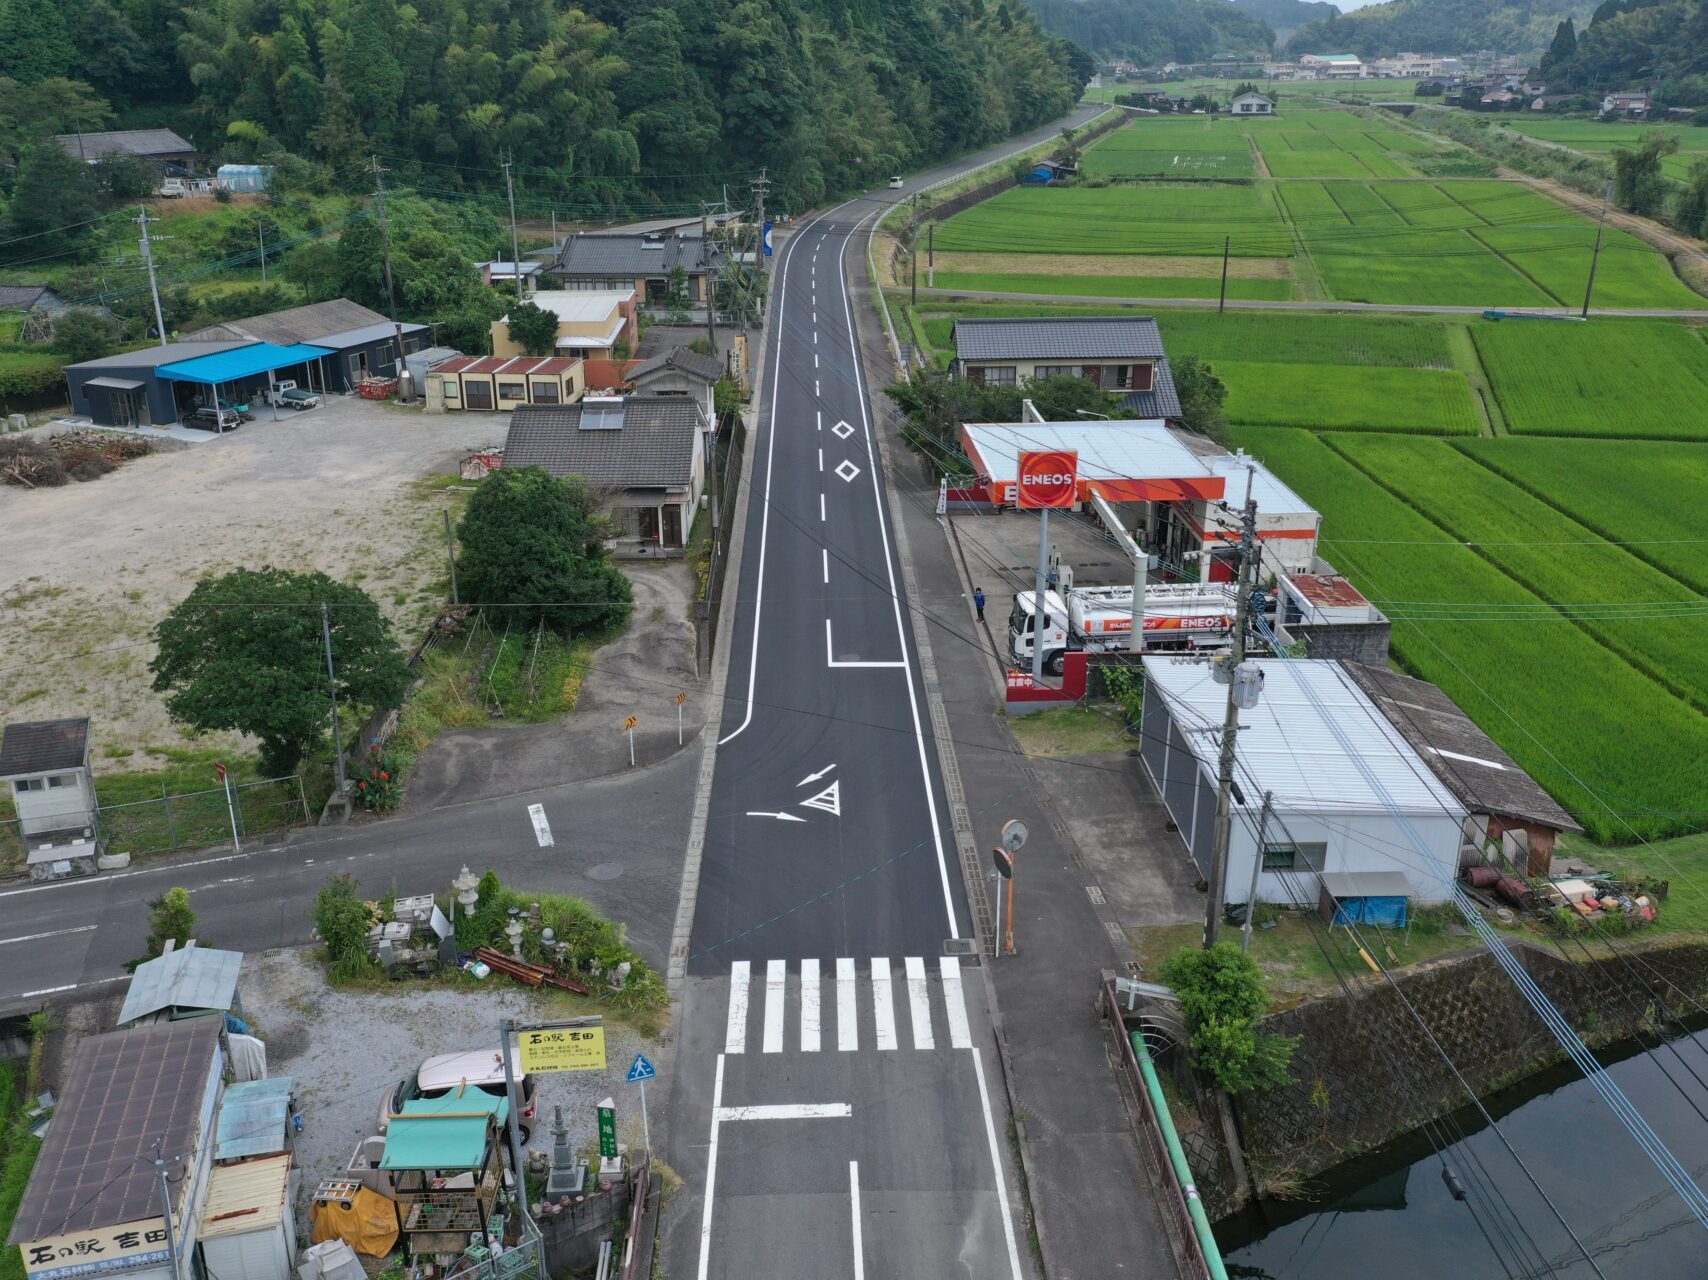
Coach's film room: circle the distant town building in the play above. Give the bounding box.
[1228,91,1275,116]
[1298,53,1365,79]
[1602,91,1651,117]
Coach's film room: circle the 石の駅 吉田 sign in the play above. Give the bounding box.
[20,1219,171,1280]
[517,1024,608,1073]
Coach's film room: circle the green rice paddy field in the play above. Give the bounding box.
[928,272,1293,301]
[1497,117,1708,182]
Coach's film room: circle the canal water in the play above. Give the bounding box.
[1219,1023,1708,1279]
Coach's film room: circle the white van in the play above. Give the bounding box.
[888,176,905,189]
[378,1047,541,1143]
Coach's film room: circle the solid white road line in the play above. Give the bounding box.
[820,492,826,521]
[837,958,858,1051]
[833,217,964,940]
[904,956,934,1051]
[726,960,751,1054]
[0,925,96,947]
[696,1053,726,1280]
[850,1161,866,1280]
[972,1049,1025,1280]
[822,548,830,585]
[763,958,786,1053]
[940,956,973,1049]
[870,958,898,1051]
[715,1103,852,1121]
[801,958,821,1052]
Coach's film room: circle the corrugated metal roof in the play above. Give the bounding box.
[54,130,197,159]
[65,341,249,372]
[0,718,88,777]
[962,420,1220,489]
[502,398,702,487]
[215,1077,294,1161]
[380,1092,507,1171]
[1206,452,1315,518]
[156,342,334,384]
[182,299,393,347]
[311,321,427,350]
[8,1020,221,1243]
[1141,657,1467,816]
[118,946,243,1025]
[953,317,1167,362]
[200,1154,290,1239]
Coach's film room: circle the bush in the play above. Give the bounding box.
[143,888,197,961]
[0,354,66,401]
[353,746,400,811]
[313,873,379,980]
[1161,942,1297,1094]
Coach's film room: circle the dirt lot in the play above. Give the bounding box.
[0,400,501,766]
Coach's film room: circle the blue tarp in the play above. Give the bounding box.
[1332,896,1409,928]
[157,341,333,384]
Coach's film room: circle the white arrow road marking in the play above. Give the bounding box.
[800,781,841,816]
[797,765,837,786]
[835,460,860,483]
[528,803,554,847]
[832,420,854,439]
[745,811,806,822]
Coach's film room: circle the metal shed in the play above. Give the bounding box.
[119,946,244,1026]
[214,1077,294,1163]
[199,1154,295,1280]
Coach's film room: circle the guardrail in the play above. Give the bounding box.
[1103,978,1227,1280]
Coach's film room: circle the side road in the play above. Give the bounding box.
[852,204,1186,1275]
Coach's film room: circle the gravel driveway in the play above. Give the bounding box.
[242,949,660,1234]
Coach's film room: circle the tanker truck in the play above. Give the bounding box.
[1007,582,1238,675]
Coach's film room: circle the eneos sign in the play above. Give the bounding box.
[1015,450,1078,510]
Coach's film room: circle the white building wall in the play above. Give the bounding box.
[1225,806,1460,907]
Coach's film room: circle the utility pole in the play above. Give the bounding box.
[1204,467,1259,949]
[1582,177,1614,319]
[154,1153,180,1280]
[1218,235,1230,314]
[321,602,347,795]
[928,222,935,289]
[258,219,268,285]
[911,235,918,308]
[136,206,169,347]
[443,510,460,605]
[702,212,722,546]
[502,155,523,302]
[550,209,558,257]
[370,156,414,402]
[752,168,771,288]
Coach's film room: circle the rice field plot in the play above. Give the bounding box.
[1326,432,1708,715]
[1498,118,1708,181]
[1152,310,1456,367]
[1471,319,1708,438]
[1234,426,1708,843]
[1221,362,1478,433]
[1456,437,1708,594]
[930,271,1292,301]
[1081,121,1256,178]
[934,185,1293,257]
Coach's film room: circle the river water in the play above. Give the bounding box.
[1218,1024,1708,1279]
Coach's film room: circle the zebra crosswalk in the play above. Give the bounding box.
[722,957,975,1054]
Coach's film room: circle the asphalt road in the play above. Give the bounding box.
[0,747,699,1015]
[663,108,1104,1280]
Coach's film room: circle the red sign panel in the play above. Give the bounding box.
[1016,450,1079,509]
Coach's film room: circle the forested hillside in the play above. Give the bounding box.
[1285,0,1594,57]
[1539,0,1708,102]
[0,0,1087,213]
[1230,0,1338,43]
[1022,0,1273,61]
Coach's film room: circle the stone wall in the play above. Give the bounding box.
[1225,937,1708,1201]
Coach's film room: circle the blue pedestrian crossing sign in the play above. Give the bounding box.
[626,1053,657,1083]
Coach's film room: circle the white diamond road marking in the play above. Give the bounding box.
[831,420,854,439]
[835,460,860,484]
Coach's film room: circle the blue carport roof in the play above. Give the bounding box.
[157,341,333,383]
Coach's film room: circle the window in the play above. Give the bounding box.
[981,365,1017,386]
[531,381,560,404]
[1033,366,1078,380]
[13,779,43,794]
[464,381,494,411]
[47,774,76,789]
[498,381,527,401]
[1131,362,1154,392]
[442,381,460,400]
[1262,841,1326,871]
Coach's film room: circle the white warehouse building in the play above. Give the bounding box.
[1139,658,1466,913]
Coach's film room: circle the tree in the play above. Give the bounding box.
[0,0,74,83]
[312,873,376,980]
[456,467,634,635]
[1161,942,1297,1094]
[1676,157,1708,239]
[150,567,412,776]
[1172,355,1229,445]
[0,143,98,262]
[1540,17,1577,75]
[1613,131,1678,218]
[283,240,342,303]
[52,308,120,363]
[143,888,197,961]
[506,300,559,356]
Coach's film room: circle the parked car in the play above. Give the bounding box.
[263,382,321,411]
[378,1048,540,1143]
[185,406,241,433]
[888,175,905,189]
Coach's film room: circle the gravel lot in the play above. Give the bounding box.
[242,948,659,1233]
[0,399,498,766]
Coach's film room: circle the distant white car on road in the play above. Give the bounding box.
[888,176,905,189]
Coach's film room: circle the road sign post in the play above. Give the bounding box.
[676,691,687,746]
[626,1053,656,1152]
[215,762,240,853]
[624,715,638,767]
[999,820,1028,956]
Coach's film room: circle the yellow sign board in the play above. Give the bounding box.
[623,715,638,730]
[21,1219,170,1280]
[518,1024,607,1074]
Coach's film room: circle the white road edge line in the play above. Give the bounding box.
[850,1161,866,1280]
[833,226,964,938]
[726,960,751,1054]
[904,956,934,1051]
[870,958,898,1051]
[763,958,785,1053]
[0,850,253,898]
[696,1054,726,1280]
[0,925,97,947]
[837,957,858,1051]
[801,957,821,1052]
[972,1048,1025,1280]
[715,1102,851,1122]
[940,956,973,1049]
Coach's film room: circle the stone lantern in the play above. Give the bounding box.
[505,907,525,960]
[453,865,480,918]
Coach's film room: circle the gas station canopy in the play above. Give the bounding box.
[961,420,1227,505]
